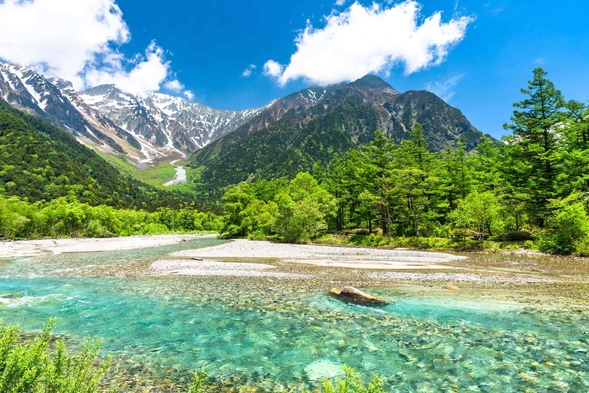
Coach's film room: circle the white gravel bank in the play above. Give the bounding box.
[171,239,466,270]
[151,259,311,278]
[368,272,558,283]
[0,234,211,258]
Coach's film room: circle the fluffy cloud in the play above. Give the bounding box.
[0,0,190,97]
[263,60,284,78]
[242,64,257,77]
[265,1,473,86]
[425,74,464,102]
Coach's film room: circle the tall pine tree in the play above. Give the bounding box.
[503,68,566,226]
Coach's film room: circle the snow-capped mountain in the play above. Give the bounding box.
[0,62,153,159]
[0,60,269,164]
[80,85,268,152]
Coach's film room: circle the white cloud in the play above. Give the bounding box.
[242,64,257,77]
[335,0,346,6]
[425,74,463,102]
[263,60,284,78]
[163,79,185,92]
[184,91,195,101]
[0,0,191,97]
[265,1,473,86]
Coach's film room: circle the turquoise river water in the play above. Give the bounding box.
[0,238,588,391]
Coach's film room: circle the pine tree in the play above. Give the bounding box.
[503,68,566,226]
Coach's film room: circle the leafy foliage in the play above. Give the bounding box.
[0,195,222,239]
[218,68,589,254]
[0,319,110,393]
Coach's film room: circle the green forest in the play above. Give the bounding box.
[220,69,589,255]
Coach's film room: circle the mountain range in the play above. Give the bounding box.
[0,62,267,164]
[187,75,488,193]
[0,60,489,194]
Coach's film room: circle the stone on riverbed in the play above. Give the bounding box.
[330,286,389,306]
[304,360,344,381]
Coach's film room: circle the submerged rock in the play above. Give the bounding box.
[304,359,344,381]
[445,285,460,291]
[330,286,389,306]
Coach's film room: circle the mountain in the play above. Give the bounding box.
[187,75,488,193]
[80,85,269,154]
[0,61,268,166]
[0,62,146,158]
[0,98,193,210]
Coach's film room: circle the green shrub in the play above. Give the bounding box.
[140,223,170,235]
[187,368,209,393]
[0,319,110,393]
[311,366,386,393]
[538,195,589,254]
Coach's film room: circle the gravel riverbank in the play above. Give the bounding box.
[170,239,466,270]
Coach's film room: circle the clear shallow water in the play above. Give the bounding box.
[0,239,588,391]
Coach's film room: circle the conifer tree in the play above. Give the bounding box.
[503,68,566,226]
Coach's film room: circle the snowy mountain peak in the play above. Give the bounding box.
[80,85,267,151]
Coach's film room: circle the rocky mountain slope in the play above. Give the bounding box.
[188,75,488,192]
[0,98,192,209]
[80,85,268,154]
[0,61,267,165]
[0,62,157,160]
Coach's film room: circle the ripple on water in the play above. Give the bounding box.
[0,238,587,391]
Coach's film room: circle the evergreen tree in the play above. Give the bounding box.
[503,68,566,226]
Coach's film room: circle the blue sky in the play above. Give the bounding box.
[1,0,588,139]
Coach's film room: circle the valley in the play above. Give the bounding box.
[1,40,589,393]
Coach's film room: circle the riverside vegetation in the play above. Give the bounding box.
[220,68,589,255]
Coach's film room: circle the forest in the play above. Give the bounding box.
[220,69,589,255]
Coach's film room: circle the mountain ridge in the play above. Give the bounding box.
[187,74,488,193]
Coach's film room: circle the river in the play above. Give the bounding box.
[0,238,587,391]
[164,161,187,186]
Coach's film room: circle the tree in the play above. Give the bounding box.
[539,194,589,254]
[220,183,255,236]
[561,100,589,195]
[271,173,335,242]
[363,131,395,237]
[451,191,500,240]
[503,68,566,226]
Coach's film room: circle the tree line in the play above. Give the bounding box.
[220,68,589,254]
[0,195,222,239]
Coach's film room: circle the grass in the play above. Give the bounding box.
[95,152,177,188]
[312,233,524,253]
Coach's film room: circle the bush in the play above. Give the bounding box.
[0,319,110,393]
[538,195,589,254]
[140,223,170,235]
[311,366,386,393]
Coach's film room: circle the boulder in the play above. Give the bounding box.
[445,285,460,291]
[330,286,388,306]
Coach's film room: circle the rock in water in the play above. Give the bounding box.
[330,286,389,306]
[445,285,460,291]
[304,360,344,381]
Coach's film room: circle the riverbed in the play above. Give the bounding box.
[0,237,588,392]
